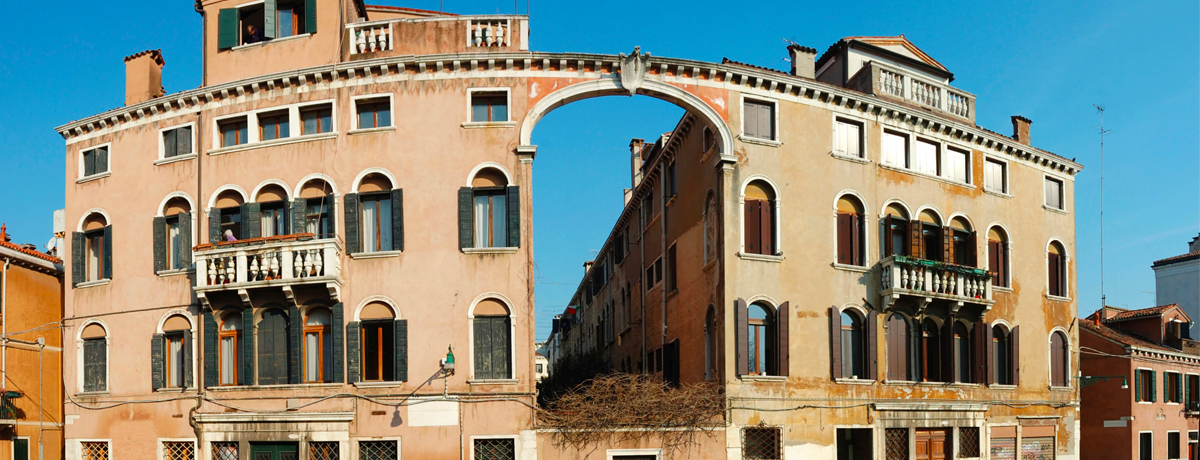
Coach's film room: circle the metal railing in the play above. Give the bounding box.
[194,234,341,290]
[880,255,993,304]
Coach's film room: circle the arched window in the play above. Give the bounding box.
[80,323,107,392]
[840,310,865,379]
[210,189,246,242]
[743,181,777,256]
[257,308,290,385]
[885,313,911,381]
[74,213,111,285]
[920,318,942,382]
[917,211,943,262]
[1050,331,1069,387]
[155,197,192,272]
[992,325,1013,385]
[988,227,1010,288]
[158,315,192,389]
[254,184,291,238]
[473,299,512,380]
[218,311,242,386]
[836,196,865,266]
[882,205,909,257]
[304,307,332,383]
[953,322,973,383]
[461,168,517,249]
[748,304,775,375]
[1048,241,1068,297]
[297,179,335,239]
[348,173,403,254]
[741,301,789,377]
[949,217,976,267]
[357,301,398,382]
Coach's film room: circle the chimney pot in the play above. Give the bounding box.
[788,44,818,79]
[125,50,166,106]
[1011,115,1032,145]
[629,138,646,189]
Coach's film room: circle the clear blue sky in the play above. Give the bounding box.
[0,1,1195,341]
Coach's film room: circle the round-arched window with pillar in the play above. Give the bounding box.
[882,204,909,257]
[254,183,290,238]
[218,310,242,386]
[353,173,399,254]
[358,301,398,382]
[80,323,108,392]
[297,178,335,239]
[473,299,512,380]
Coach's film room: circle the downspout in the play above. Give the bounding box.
[3,258,10,391]
[659,164,667,349]
[192,1,207,446]
[195,1,207,86]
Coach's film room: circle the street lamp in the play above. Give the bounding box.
[1077,375,1128,389]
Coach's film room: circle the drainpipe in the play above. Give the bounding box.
[3,258,9,390]
[659,164,667,349]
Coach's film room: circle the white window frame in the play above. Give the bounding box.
[983,156,1010,196]
[1043,174,1066,212]
[880,129,909,168]
[832,115,867,161]
[831,190,871,270]
[156,439,198,460]
[12,436,29,460]
[464,87,515,128]
[76,320,111,394]
[349,93,395,132]
[606,448,663,460]
[944,144,972,184]
[157,122,197,165]
[738,95,780,146]
[1167,430,1182,459]
[354,438,401,460]
[212,113,254,149]
[156,309,199,390]
[1165,372,1183,405]
[70,439,112,460]
[297,100,339,136]
[912,136,941,177]
[78,142,113,182]
[469,435,520,460]
[211,98,340,153]
[1138,430,1154,458]
[1047,326,1072,390]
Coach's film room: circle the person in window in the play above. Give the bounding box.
[224,230,238,242]
[244,24,264,45]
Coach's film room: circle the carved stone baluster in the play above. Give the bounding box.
[314,249,324,276]
[473,24,483,47]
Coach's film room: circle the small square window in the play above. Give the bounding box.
[82,146,109,177]
[471,91,508,122]
[743,99,775,140]
[356,98,392,129]
[985,158,1007,193]
[219,117,249,147]
[162,441,194,460]
[162,126,193,158]
[81,442,109,460]
[473,438,515,460]
[743,427,781,459]
[301,104,334,135]
[309,441,338,460]
[259,110,290,141]
[1045,177,1064,210]
[358,441,395,460]
[834,118,863,158]
[882,131,908,167]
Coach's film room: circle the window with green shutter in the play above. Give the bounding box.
[162,125,194,159]
[473,316,512,380]
[82,338,106,392]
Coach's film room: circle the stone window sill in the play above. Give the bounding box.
[1049,386,1072,391]
[207,383,343,392]
[461,121,517,129]
[156,269,191,277]
[353,381,406,389]
[737,252,783,263]
[1043,205,1069,215]
[879,163,975,190]
[983,189,1013,199]
[350,251,402,260]
[348,126,395,136]
[155,153,196,166]
[231,33,312,51]
[468,379,519,385]
[75,279,110,289]
[209,132,337,156]
[738,134,781,147]
[831,152,870,164]
[832,262,869,273]
[989,384,1017,390]
[76,172,111,184]
[835,378,875,385]
[740,375,786,382]
[75,390,110,397]
[1046,294,1072,302]
[993,286,1014,293]
[463,247,518,255]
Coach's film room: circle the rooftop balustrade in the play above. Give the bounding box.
[847,61,975,123]
[346,15,528,58]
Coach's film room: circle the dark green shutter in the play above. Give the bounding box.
[164,129,177,158]
[344,194,360,253]
[292,199,307,236]
[506,186,520,248]
[203,310,218,388]
[102,226,113,279]
[326,194,337,239]
[245,203,261,239]
[217,9,239,50]
[71,232,83,287]
[474,319,492,379]
[151,334,164,391]
[288,305,301,384]
[96,147,108,174]
[183,330,193,388]
[494,316,511,378]
[209,208,223,243]
[1136,370,1143,402]
[391,189,404,251]
[395,319,408,382]
[346,321,361,383]
[331,303,344,383]
[458,187,474,249]
[1152,371,1158,402]
[263,0,278,39]
[153,216,167,272]
[241,308,254,385]
[304,0,317,33]
[178,212,192,267]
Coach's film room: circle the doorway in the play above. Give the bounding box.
[250,442,298,460]
[915,429,948,460]
[835,428,873,460]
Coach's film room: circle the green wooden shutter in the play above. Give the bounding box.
[263,0,278,39]
[241,309,254,385]
[506,186,520,247]
[288,305,301,384]
[394,319,408,382]
[326,194,337,239]
[391,189,404,251]
[203,310,218,388]
[102,226,113,279]
[217,9,239,50]
[183,330,194,388]
[331,303,344,383]
[245,203,261,239]
[1178,375,1184,403]
[1135,370,1142,402]
[209,208,223,243]
[153,216,167,272]
[343,194,360,253]
[71,232,83,287]
[304,0,317,33]
[346,321,361,383]
[459,187,474,249]
[151,334,164,391]
[292,199,307,236]
[1152,371,1158,402]
[178,212,192,267]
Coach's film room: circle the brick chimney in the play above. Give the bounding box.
[1011,115,1032,145]
[629,138,645,189]
[583,260,594,277]
[125,50,165,106]
[788,44,818,79]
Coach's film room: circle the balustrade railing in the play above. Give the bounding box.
[879,69,904,97]
[468,20,510,47]
[880,255,992,303]
[349,22,393,55]
[910,78,941,108]
[867,62,974,121]
[195,234,340,290]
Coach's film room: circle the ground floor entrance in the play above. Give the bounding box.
[249,442,298,460]
[915,429,948,460]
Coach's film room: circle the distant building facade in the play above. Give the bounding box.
[1155,234,1200,338]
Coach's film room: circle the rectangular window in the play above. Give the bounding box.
[212,442,238,460]
[959,427,980,458]
[301,104,333,135]
[1169,432,1181,459]
[665,162,677,198]
[471,91,509,122]
[946,147,969,183]
[1167,372,1183,403]
[164,215,182,270]
[259,202,288,238]
[13,438,27,460]
[641,193,655,226]
[743,427,782,459]
[82,146,109,177]
[275,0,306,38]
[984,158,1007,193]
[258,110,290,141]
[666,244,677,291]
[473,189,508,248]
[361,321,395,381]
[305,198,333,239]
[1140,432,1152,460]
[309,441,338,460]
[473,438,515,460]
[535,363,543,373]
[356,98,392,129]
[913,139,940,176]
[162,126,193,158]
[882,131,907,167]
[219,117,249,147]
[85,229,106,281]
[743,99,775,140]
[162,441,194,460]
[219,327,238,386]
[1045,177,1064,210]
[81,441,109,460]
[165,332,184,388]
[833,118,863,158]
[359,441,396,460]
[237,4,266,45]
[360,193,393,252]
[1188,375,1200,407]
[1136,369,1156,402]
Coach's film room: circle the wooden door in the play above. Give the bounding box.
[250,442,298,460]
[915,429,948,460]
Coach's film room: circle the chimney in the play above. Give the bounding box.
[125,50,165,106]
[1189,233,1200,253]
[788,44,818,79]
[629,138,645,189]
[583,260,594,277]
[1011,115,1032,145]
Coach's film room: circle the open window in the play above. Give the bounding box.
[460,168,519,250]
[473,299,512,380]
[346,173,403,254]
[743,180,777,256]
[882,204,909,257]
[216,0,317,50]
[73,213,112,286]
[155,197,192,272]
[154,315,193,390]
[747,303,776,376]
[990,324,1016,385]
[80,323,108,392]
[920,318,942,382]
[949,217,976,267]
[254,184,291,238]
[303,307,332,383]
[836,195,865,266]
[296,178,336,239]
[209,189,246,242]
[218,310,243,386]
[349,301,406,383]
[1048,241,1068,298]
[988,227,1010,288]
[916,210,943,262]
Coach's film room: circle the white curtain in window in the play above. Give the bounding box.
[220,337,235,385]
[882,132,905,166]
[87,239,100,281]
[168,221,180,269]
[946,148,968,183]
[260,208,278,238]
[914,140,939,175]
[305,332,318,381]
[169,338,183,386]
[362,203,377,252]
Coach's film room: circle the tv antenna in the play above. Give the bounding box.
[1094,104,1110,309]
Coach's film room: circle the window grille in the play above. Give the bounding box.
[886,428,909,460]
[163,441,194,460]
[359,441,396,460]
[959,427,980,457]
[473,438,515,460]
[310,442,339,460]
[81,442,109,460]
[743,427,782,459]
[211,442,238,460]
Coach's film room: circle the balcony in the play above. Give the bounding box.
[879,255,993,311]
[1186,401,1200,416]
[346,15,528,58]
[194,234,342,303]
[846,61,975,123]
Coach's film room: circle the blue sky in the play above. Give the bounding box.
[0,1,1195,340]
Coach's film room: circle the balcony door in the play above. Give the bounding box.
[250,442,297,460]
[915,428,947,460]
[257,309,289,385]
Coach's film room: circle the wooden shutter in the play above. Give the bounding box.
[164,129,177,158]
[495,316,512,378]
[735,299,749,376]
[203,311,218,388]
[776,302,789,377]
[217,9,238,49]
[829,307,843,379]
[968,232,978,267]
[178,212,192,267]
[866,311,878,380]
[245,203,261,239]
[1011,326,1020,386]
[883,216,893,256]
[760,103,774,140]
[988,241,1001,276]
[974,321,988,384]
[305,0,318,33]
[331,303,344,383]
[325,194,337,239]
[394,319,408,382]
[292,199,307,235]
[837,213,852,264]
[506,186,521,248]
[1047,253,1059,296]
[209,208,223,244]
[744,200,762,255]
[459,187,474,249]
[343,193,359,253]
[761,201,773,255]
[241,309,254,385]
[851,214,862,265]
[943,227,953,263]
[257,313,273,384]
[985,324,995,385]
[391,189,404,251]
[151,334,164,391]
[153,216,167,272]
[102,226,113,279]
[346,321,361,383]
[1151,371,1158,402]
[941,319,954,382]
[474,318,493,379]
[744,101,759,138]
[263,0,278,39]
[909,220,922,259]
[1135,370,1143,402]
[183,330,193,388]
[287,305,301,384]
[71,232,83,287]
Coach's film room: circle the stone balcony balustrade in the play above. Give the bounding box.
[193,233,342,305]
[879,255,993,312]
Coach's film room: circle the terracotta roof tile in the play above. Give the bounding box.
[0,240,61,264]
[123,49,164,66]
[1105,304,1183,322]
[1154,251,1200,267]
[1080,320,1175,353]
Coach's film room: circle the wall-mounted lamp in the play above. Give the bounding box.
[1077,375,1128,389]
[439,346,456,375]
